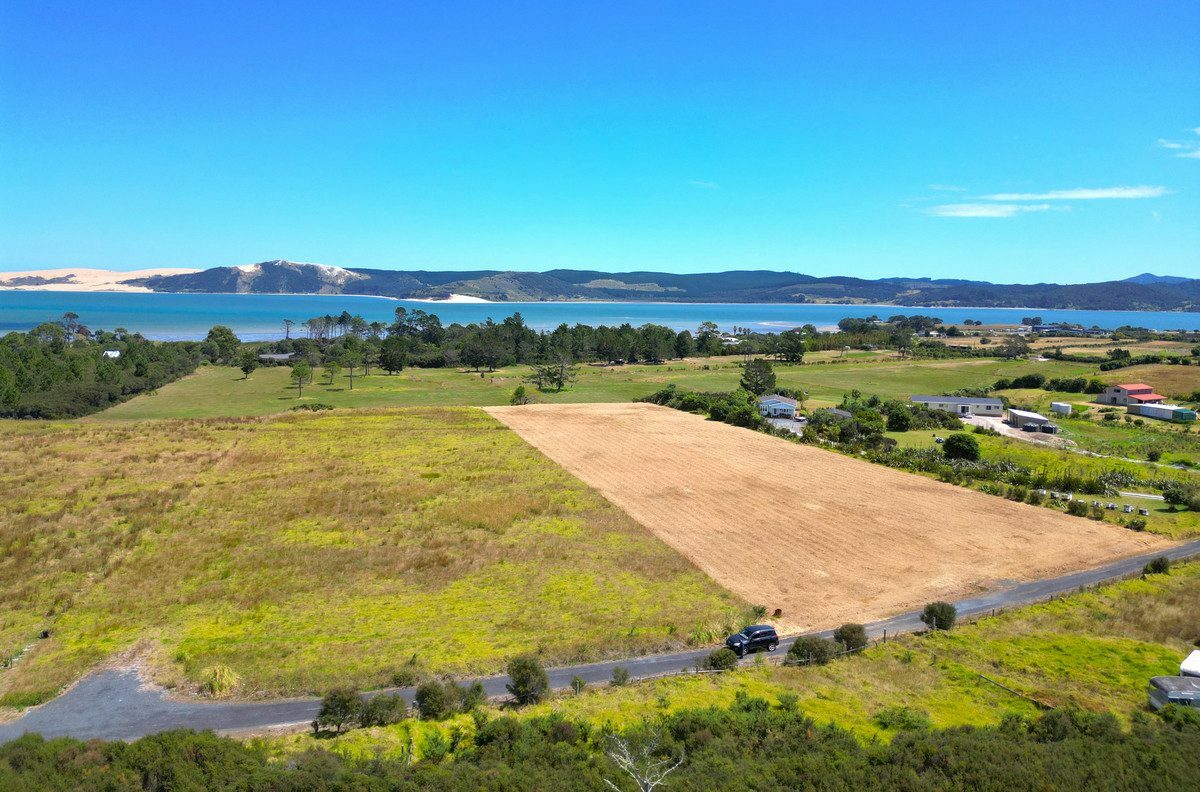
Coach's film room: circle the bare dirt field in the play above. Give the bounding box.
[486,402,1173,633]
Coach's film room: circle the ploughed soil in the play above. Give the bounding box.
[486,402,1172,633]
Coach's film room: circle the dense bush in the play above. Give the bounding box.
[505,655,548,705]
[942,432,981,461]
[833,623,869,652]
[0,322,205,418]
[316,688,362,734]
[786,636,840,666]
[704,647,739,671]
[920,601,957,631]
[1144,556,1172,575]
[5,705,1200,790]
[360,694,408,727]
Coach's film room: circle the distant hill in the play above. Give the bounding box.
[1123,272,1192,285]
[87,259,1200,312]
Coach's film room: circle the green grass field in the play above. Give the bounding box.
[261,562,1200,761]
[95,356,1098,421]
[0,408,746,708]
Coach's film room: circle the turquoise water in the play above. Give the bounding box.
[2,290,1199,340]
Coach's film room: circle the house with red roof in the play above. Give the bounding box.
[1099,383,1166,406]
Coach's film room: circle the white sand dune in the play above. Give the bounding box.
[0,268,199,292]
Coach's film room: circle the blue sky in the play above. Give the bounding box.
[1,2,1197,281]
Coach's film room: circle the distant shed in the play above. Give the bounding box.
[1006,407,1052,428]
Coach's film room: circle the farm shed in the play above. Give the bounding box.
[910,395,1004,417]
[1050,402,1073,416]
[1006,408,1052,429]
[1128,403,1197,423]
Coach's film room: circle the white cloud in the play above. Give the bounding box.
[1156,128,1200,159]
[928,183,966,192]
[688,180,719,189]
[980,186,1168,201]
[927,203,1054,218]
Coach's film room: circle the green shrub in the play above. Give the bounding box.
[1067,499,1089,517]
[942,432,980,461]
[705,647,739,671]
[360,694,407,726]
[505,655,548,705]
[415,681,454,720]
[920,601,957,631]
[786,636,840,666]
[611,667,631,686]
[1144,556,1171,575]
[833,623,868,652]
[316,688,362,734]
[1125,518,1147,531]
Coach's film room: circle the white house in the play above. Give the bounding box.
[909,395,1003,417]
[101,349,121,359]
[757,394,799,419]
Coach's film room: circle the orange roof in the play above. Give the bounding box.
[1129,393,1165,402]
[1116,383,1152,391]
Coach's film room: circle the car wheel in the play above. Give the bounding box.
[768,641,778,652]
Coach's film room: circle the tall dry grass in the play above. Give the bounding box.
[0,408,745,706]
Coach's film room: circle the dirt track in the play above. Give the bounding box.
[486,403,1172,632]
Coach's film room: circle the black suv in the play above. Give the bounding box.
[725,625,779,658]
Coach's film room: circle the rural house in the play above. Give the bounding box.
[909,395,1003,417]
[757,394,800,419]
[1099,383,1165,406]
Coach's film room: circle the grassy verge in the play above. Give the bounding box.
[0,408,746,707]
[93,356,1096,421]
[262,561,1200,761]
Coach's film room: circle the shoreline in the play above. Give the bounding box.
[1,288,1198,314]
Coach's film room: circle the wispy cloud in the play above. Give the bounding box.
[980,186,1168,201]
[927,203,1054,218]
[688,180,720,190]
[928,183,966,192]
[1157,127,1200,159]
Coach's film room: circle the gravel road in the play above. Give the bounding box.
[3,540,1197,743]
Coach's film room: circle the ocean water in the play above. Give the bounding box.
[2,290,1199,340]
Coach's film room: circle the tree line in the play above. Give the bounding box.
[1,701,1196,790]
[0,317,217,418]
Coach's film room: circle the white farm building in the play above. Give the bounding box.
[757,394,800,419]
[909,395,1003,417]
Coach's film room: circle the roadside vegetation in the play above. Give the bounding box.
[5,563,1197,789]
[0,408,746,707]
[278,561,1200,753]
